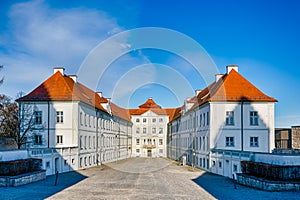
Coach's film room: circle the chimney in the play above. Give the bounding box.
[53,67,65,75]
[215,74,224,82]
[195,90,202,96]
[97,92,102,98]
[69,75,77,83]
[226,65,238,74]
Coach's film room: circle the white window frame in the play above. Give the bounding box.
[250,136,259,147]
[34,111,42,125]
[56,135,63,144]
[250,111,259,126]
[225,111,234,126]
[56,111,63,123]
[225,137,234,147]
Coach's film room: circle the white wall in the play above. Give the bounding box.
[131,110,168,158]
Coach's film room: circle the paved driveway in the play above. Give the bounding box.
[1,157,300,200]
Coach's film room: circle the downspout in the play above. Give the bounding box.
[193,110,196,168]
[241,101,244,151]
[96,110,99,165]
[48,101,50,148]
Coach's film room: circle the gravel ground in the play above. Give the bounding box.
[1,157,299,200]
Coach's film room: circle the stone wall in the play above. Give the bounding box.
[0,158,42,176]
[0,170,46,187]
[241,161,300,180]
[237,173,300,191]
[292,126,300,149]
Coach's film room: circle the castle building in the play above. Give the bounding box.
[129,98,176,157]
[16,65,277,178]
[167,65,277,177]
[17,68,132,175]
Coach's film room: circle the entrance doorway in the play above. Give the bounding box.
[147,149,152,157]
[55,157,60,173]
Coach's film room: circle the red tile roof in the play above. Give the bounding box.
[110,103,132,122]
[17,67,276,123]
[17,71,108,112]
[129,98,178,121]
[190,69,277,110]
[138,98,162,109]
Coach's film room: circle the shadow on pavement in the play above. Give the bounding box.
[0,170,88,200]
[192,172,300,200]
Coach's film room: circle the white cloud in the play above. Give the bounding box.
[0,0,124,98]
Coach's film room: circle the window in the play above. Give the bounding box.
[159,118,163,123]
[46,161,50,169]
[143,118,147,123]
[34,135,42,145]
[152,118,156,123]
[56,135,63,144]
[80,136,83,149]
[207,112,210,125]
[212,160,216,167]
[159,149,163,154]
[64,159,68,166]
[89,136,91,148]
[207,159,209,169]
[219,162,222,168]
[136,149,140,153]
[250,137,259,147]
[203,113,206,126]
[136,118,140,123]
[159,139,163,145]
[136,127,140,134]
[226,137,234,147]
[159,128,163,134]
[136,139,140,145]
[233,164,238,172]
[226,111,234,125]
[152,127,156,134]
[56,111,63,123]
[143,127,147,134]
[80,112,83,125]
[200,115,202,127]
[34,111,42,125]
[250,111,259,125]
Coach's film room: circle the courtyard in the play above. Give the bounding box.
[1,157,299,200]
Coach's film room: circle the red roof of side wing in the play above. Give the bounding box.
[191,69,277,110]
[17,71,108,112]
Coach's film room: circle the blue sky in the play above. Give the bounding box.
[0,0,300,128]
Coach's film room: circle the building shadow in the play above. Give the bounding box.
[0,169,88,200]
[192,172,236,200]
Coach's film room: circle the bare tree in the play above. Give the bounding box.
[0,65,4,85]
[0,95,18,138]
[0,94,43,149]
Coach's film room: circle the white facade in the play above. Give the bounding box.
[131,110,168,158]
[167,66,276,178]
[18,99,132,175]
[17,68,132,175]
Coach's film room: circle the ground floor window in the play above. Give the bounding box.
[233,164,238,172]
[34,135,42,145]
[56,135,63,144]
[46,161,50,169]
